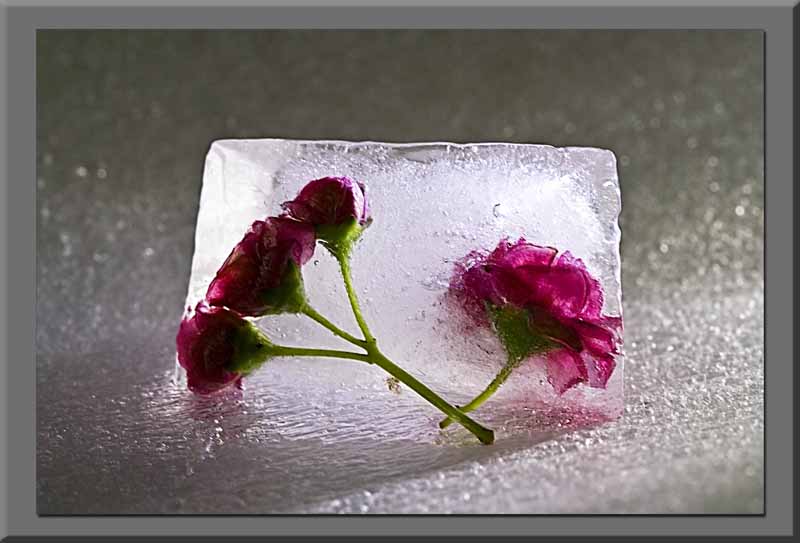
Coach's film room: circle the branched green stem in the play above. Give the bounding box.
[301,305,368,349]
[369,350,494,444]
[327,244,494,445]
[270,345,371,364]
[333,248,376,346]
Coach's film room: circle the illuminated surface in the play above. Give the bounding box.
[37,30,762,514]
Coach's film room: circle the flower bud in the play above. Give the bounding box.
[281,176,371,250]
[176,302,273,394]
[206,217,316,316]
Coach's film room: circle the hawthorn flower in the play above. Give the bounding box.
[281,176,371,249]
[205,217,316,316]
[176,302,273,395]
[451,238,622,394]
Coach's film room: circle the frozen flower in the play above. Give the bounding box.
[176,302,273,394]
[206,217,316,316]
[451,238,622,394]
[281,176,371,249]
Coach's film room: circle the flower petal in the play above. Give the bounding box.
[573,319,621,356]
[524,265,589,319]
[544,349,588,394]
[584,351,617,389]
[554,251,606,319]
[500,239,557,268]
[489,241,582,315]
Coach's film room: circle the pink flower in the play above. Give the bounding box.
[451,238,622,394]
[281,176,370,228]
[206,217,316,316]
[176,302,270,395]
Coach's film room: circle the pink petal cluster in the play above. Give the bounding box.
[176,302,250,394]
[451,238,622,394]
[206,217,316,316]
[281,176,370,227]
[177,176,370,395]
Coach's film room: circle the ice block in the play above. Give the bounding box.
[181,139,623,439]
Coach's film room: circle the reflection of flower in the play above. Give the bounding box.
[176,302,270,395]
[281,176,370,227]
[451,238,622,394]
[206,217,316,316]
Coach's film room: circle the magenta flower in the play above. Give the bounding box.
[282,176,370,226]
[451,238,622,394]
[281,177,371,250]
[177,176,499,444]
[176,302,271,395]
[206,217,316,316]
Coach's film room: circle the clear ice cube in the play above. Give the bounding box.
[183,139,623,435]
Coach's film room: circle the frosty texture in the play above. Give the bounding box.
[185,140,623,419]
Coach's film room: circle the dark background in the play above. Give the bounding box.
[36,31,764,513]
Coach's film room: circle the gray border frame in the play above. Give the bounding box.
[3,0,794,538]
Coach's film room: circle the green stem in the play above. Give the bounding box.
[368,351,494,445]
[267,340,494,443]
[326,244,493,444]
[439,356,518,429]
[333,248,376,345]
[271,345,371,364]
[301,305,368,349]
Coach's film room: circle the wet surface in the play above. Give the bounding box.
[37,30,762,514]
